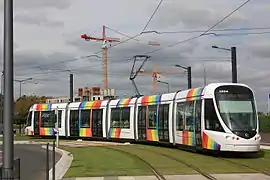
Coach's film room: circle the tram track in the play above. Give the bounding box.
[100,146,166,180]
[219,157,270,176]
[133,145,217,180]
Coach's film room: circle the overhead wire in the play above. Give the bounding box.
[105,26,159,46]
[141,0,164,32]
[16,58,131,76]
[143,0,252,55]
[210,31,270,36]
[142,27,270,34]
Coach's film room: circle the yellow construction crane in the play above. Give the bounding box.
[138,63,185,93]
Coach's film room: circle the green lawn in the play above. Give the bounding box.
[224,150,270,172]
[62,146,153,177]
[62,144,270,178]
[134,145,256,174]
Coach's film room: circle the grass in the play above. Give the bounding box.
[114,145,254,174]
[224,150,270,172]
[62,146,153,177]
[62,144,270,178]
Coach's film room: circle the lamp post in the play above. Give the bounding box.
[157,80,169,93]
[212,45,237,83]
[174,64,192,89]
[14,77,33,98]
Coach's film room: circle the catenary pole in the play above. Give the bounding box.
[3,0,14,178]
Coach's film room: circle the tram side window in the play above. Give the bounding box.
[204,99,224,132]
[111,107,130,128]
[70,110,79,126]
[195,100,202,132]
[176,103,185,131]
[53,110,62,128]
[40,111,56,127]
[121,108,130,128]
[80,110,90,128]
[158,104,169,129]
[34,111,39,126]
[111,108,121,128]
[138,106,146,126]
[26,111,32,126]
[148,105,157,129]
[185,101,194,131]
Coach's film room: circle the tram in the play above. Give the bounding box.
[24,83,261,152]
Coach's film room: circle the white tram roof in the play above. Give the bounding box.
[31,103,68,111]
[68,100,109,109]
[109,97,137,107]
[136,93,175,105]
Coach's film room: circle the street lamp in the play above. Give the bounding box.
[14,77,33,98]
[212,45,237,83]
[175,64,192,89]
[157,80,170,93]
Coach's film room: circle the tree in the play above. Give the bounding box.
[14,95,52,125]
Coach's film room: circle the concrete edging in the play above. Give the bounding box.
[41,144,73,180]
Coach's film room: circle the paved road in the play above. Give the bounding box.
[0,144,61,180]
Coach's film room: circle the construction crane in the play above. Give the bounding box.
[81,25,120,89]
[138,63,185,93]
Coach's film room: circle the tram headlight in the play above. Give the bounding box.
[255,134,261,140]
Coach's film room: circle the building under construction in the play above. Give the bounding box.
[76,86,116,101]
[46,86,117,103]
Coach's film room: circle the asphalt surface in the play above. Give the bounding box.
[0,144,61,180]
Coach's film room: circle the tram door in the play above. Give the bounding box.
[138,106,147,140]
[158,104,169,142]
[33,111,40,135]
[70,110,79,136]
[194,100,202,148]
[92,109,103,137]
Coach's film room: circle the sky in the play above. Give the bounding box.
[0,0,270,112]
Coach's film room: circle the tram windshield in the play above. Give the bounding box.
[214,85,257,133]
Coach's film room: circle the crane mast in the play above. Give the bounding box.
[81,25,120,89]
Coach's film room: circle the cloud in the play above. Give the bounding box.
[0,0,71,11]
[4,0,270,113]
[15,12,64,27]
[148,0,249,30]
[247,42,270,59]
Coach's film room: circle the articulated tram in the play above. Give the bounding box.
[24,83,261,152]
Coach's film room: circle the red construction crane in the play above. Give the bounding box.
[81,25,120,89]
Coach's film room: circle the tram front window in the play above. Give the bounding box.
[215,85,257,139]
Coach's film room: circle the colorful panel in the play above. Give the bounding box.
[40,128,55,136]
[202,132,221,150]
[186,87,204,101]
[79,101,102,110]
[116,98,132,107]
[109,128,121,138]
[36,104,52,111]
[141,95,161,106]
[146,129,158,141]
[26,129,34,136]
[182,131,195,146]
[80,128,92,137]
